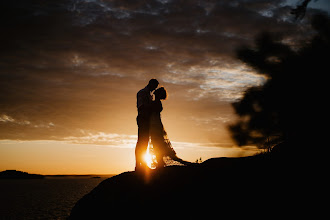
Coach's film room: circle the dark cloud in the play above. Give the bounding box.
[0,0,325,144]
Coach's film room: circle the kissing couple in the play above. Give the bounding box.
[135,79,191,172]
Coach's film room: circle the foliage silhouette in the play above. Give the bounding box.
[291,0,312,20]
[229,14,330,151]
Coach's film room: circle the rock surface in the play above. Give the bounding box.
[69,152,296,218]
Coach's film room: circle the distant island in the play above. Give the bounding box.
[0,170,44,179]
[0,170,115,179]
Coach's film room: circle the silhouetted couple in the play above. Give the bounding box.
[135,79,191,172]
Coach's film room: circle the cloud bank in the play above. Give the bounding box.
[0,0,326,145]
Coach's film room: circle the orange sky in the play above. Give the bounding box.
[0,140,257,174]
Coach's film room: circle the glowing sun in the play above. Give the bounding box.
[144,149,153,169]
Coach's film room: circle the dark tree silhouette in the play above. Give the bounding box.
[291,0,313,20]
[229,14,330,152]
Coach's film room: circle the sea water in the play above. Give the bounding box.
[0,177,111,219]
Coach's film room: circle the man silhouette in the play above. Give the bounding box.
[135,79,159,171]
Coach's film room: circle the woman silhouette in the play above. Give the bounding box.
[149,87,191,168]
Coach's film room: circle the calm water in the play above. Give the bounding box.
[0,177,111,219]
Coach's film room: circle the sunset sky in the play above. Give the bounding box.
[1,0,329,174]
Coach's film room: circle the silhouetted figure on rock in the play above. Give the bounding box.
[135,79,191,172]
[135,79,159,171]
[149,87,191,168]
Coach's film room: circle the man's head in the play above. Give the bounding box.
[147,78,159,92]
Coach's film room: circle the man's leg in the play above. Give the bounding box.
[135,117,149,170]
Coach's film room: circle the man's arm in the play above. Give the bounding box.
[151,100,163,112]
[137,90,152,114]
[137,90,145,109]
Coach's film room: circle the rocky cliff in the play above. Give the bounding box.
[69,152,296,218]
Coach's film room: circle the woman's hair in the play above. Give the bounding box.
[154,87,168,100]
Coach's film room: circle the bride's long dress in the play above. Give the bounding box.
[149,100,191,168]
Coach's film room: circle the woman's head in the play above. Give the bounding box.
[154,87,168,100]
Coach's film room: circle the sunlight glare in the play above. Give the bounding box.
[144,150,153,168]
